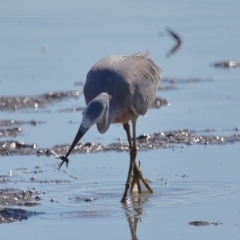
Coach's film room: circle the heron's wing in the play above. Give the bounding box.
[133,51,150,58]
[85,52,161,117]
[120,54,161,116]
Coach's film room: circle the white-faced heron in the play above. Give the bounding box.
[59,51,161,202]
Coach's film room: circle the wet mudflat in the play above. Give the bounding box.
[1,0,240,239]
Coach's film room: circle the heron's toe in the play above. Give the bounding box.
[58,156,69,169]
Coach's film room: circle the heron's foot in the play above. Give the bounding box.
[130,161,142,193]
[58,156,69,170]
[130,161,153,194]
[120,182,130,203]
[120,196,128,203]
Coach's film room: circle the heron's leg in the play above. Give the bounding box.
[128,121,153,193]
[121,120,138,202]
[124,121,152,194]
[123,122,141,193]
[126,123,153,195]
[123,122,132,150]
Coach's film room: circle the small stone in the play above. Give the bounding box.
[85,198,93,202]
[35,196,41,201]
[30,177,37,181]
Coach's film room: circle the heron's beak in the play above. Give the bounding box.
[58,124,88,170]
[66,124,89,157]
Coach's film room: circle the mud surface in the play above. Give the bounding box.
[0,128,239,158]
[0,90,80,111]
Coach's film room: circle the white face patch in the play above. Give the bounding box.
[81,93,110,130]
[81,101,104,129]
[82,115,93,128]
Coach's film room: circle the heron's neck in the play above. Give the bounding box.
[96,101,113,134]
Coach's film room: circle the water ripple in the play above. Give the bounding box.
[40,178,240,220]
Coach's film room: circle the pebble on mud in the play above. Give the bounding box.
[137,133,150,141]
[35,196,41,201]
[85,198,93,202]
[30,177,37,181]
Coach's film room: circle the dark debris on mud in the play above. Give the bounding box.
[0,188,41,207]
[1,129,240,157]
[0,119,45,127]
[189,220,222,226]
[0,127,22,138]
[158,77,212,91]
[0,140,37,156]
[71,196,99,203]
[151,97,170,108]
[0,119,46,138]
[210,60,240,70]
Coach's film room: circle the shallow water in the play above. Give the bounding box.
[1,0,240,239]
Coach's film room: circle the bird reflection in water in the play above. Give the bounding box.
[123,161,152,240]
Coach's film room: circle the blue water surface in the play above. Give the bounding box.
[0,1,240,239]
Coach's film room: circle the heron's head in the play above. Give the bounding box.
[82,93,111,130]
[65,93,111,158]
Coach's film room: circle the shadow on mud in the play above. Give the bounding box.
[0,208,43,224]
[0,188,44,224]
